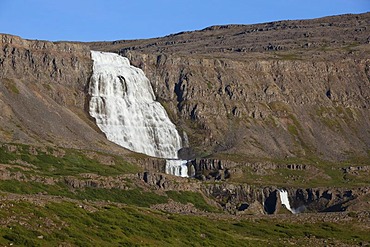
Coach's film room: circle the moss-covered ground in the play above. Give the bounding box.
[0,199,368,246]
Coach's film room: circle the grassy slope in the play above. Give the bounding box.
[0,143,217,211]
[0,143,140,177]
[0,142,369,246]
[0,200,368,246]
[212,153,370,188]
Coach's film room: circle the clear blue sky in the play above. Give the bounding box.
[0,0,369,41]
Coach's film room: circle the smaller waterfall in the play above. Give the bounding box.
[278,189,295,214]
[165,160,188,177]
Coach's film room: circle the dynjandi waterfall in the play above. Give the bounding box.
[88,51,188,177]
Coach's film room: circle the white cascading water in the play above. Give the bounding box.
[89,51,188,177]
[278,189,296,214]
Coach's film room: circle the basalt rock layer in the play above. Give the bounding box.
[89,13,370,161]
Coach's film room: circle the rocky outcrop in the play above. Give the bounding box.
[187,159,232,180]
[0,34,91,108]
[137,171,201,191]
[63,175,128,190]
[201,183,277,214]
[128,157,166,173]
[200,183,370,214]
[186,158,319,181]
[150,199,199,214]
[288,187,370,212]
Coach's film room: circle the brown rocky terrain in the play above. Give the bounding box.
[0,33,143,160]
[1,13,369,162]
[89,12,370,161]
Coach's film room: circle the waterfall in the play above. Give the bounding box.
[278,189,295,214]
[89,51,188,177]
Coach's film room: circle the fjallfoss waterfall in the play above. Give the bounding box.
[278,189,296,214]
[89,51,188,177]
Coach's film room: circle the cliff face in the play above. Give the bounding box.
[122,53,369,160]
[0,34,127,153]
[89,13,370,161]
[1,13,369,162]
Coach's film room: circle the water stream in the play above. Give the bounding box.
[89,51,188,177]
[278,189,296,214]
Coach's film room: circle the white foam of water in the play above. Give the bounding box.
[89,51,187,176]
[278,189,295,214]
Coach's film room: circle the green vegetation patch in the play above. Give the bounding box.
[314,106,358,132]
[2,78,20,94]
[227,154,370,188]
[0,179,168,208]
[287,124,299,136]
[0,201,369,246]
[231,220,369,244]
[0,180,72,197]
[77,188,168,207]
[0,143,141,177]
[0,201,252,246]
[166,191,218,212]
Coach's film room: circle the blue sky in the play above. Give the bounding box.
[0,0,369,41]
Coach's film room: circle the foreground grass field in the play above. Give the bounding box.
[0,143,369,246]
[0,198,369,246]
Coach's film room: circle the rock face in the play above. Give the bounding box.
[137,170,369,214]
[121,53,370,160]
[1,13,369,162]
[187,159,231,180]
[90,13,370,59]
[0,34,131,154]
[89,13,370,161]
[199,183,370,214]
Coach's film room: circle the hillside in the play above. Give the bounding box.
[0,12,369,246]
[90,12,370,161]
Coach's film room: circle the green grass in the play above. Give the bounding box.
[0,201,368,246]
[0,179,168,207]
[342,42,360,52]
[287,124,299,136]
[0,178,220,210]
[0,180,73,197]
[42,83,52,91]
[226,154,370,188]
[2,78,20,94]
[76,188,168,207]
[166,191,219,212]
[231,220,369,244]
[314,106,355,132]
[0,143,141,177]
